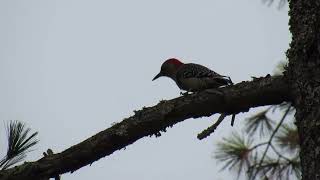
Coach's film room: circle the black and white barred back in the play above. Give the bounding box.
[175,63,232,92]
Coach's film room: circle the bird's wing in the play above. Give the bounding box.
[178,63,232,85]
[179,63,218,78]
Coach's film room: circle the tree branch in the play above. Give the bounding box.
[197,113,227,140]
[0,75,291,180]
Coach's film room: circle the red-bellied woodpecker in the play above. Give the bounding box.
[152,58,236,129]
[152,58,232,92]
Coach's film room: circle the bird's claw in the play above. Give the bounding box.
[180,91,191,96]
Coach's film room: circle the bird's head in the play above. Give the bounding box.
[152,58,184,81]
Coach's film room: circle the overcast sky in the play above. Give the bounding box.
[0,1,290,179]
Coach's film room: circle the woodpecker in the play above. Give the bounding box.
[153,58,236,127]
[152,58,232,92]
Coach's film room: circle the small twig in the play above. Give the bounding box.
[248,142,269,151]
[250,104,291,180]
[270,144,292,162]
[227,77,236,127]
[197,113,226,140]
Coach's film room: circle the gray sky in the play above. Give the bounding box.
[0,1,290,179]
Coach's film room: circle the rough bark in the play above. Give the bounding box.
[0,76,290,180]
[286,0,320,179]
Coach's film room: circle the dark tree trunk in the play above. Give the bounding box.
[286,0,320,179]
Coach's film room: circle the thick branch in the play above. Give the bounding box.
[0,75,291,180]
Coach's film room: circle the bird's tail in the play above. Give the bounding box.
[221,75,233,85]
[214,75,233,86]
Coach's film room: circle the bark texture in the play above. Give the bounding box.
[0,76,290,180]
[286,0,320,179]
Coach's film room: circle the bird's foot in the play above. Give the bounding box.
[180,91,192,96]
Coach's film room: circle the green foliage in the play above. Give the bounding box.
[215,132,253,178]
[275,124,299,154]
[214,59,299,179]
[250,154,300,180]
[245,108,274,137]
[273,60,288,75]
[0,120,38,170]
[214,103,301,180]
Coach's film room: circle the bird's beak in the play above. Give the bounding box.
[152,72,162,81]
